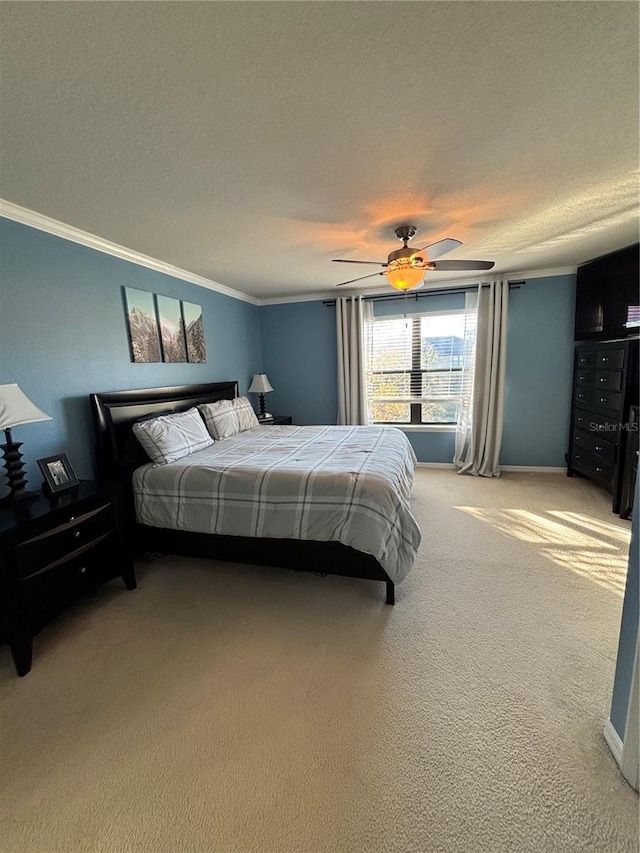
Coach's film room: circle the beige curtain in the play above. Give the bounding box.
[454,280,509,477]
[336,296,371,425]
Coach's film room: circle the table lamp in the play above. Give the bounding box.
[0,384,52,502]
[248,373,274,420]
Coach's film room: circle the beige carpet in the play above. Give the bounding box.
[1,470,637,852]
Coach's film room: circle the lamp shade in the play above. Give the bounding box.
[0,384,51,431]
[248,374,274,394]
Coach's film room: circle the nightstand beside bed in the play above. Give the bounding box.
[259,415,293,425]
[0,481,136,676]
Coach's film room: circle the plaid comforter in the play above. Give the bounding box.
[133,425,421,582]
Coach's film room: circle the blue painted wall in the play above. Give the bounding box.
[259,275,576,465]
[502,275,576,466]
[610,478,639,739]
[0,218,262,493]
[260,301,338,425]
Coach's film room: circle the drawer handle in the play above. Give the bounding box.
[599,378,608,383]
[601,357,609,363]
[575,454,582,460]
[595,467,603,473]
[600,398,608,403]
[576,416,585,422]
[579,375,587,380]
[79,566,87,574]
[595,446,603,451]
[578,394,585,399]
[73,530,82,539]
[575,436,582,441]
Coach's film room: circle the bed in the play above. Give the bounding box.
[90,381,421,604]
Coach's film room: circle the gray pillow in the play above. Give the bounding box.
[132,407,214,464]
[199,396,259,440]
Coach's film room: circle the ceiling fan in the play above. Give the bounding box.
[333,226,494,291]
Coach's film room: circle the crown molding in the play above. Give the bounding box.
[0,199,260,306]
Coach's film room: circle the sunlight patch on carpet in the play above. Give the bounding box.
[456,506,630,595]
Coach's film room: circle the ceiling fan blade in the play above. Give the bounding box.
[411,238,462,260]
[336,271,386,287]
[332,259,387,266]
[430,260,495,271]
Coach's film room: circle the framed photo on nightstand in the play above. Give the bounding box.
[37,453,79,495]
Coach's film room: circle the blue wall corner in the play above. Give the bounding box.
[259,301,337,425]
[501,275,576,467]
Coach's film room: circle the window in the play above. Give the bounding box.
[366,311,473,425]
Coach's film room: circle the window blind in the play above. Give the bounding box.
[365,311,475,425]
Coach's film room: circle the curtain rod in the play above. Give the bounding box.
[322,281,525,306]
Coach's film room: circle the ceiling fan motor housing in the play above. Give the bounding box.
[394,225,417,243]
[388,246,426,264]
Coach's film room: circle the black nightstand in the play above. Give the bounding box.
[0,481,136,676]
[259,415,292,425]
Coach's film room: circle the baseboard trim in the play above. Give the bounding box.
[501,466,567,473]
[603,717,623,766]
[415,463,567,473]
[416,463,456,469]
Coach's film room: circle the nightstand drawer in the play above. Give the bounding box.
[23,535,120,630]
[16,502,115,579]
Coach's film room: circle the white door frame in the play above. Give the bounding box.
[620,629,639,790]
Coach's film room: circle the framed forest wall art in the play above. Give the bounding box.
[124,287,162,362]
[182,301,207,363]
[123,288,206,364]
[156,295,187,363]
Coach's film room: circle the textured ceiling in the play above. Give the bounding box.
[0,2,638,301]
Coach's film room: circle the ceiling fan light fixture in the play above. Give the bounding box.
[384,259,426,291]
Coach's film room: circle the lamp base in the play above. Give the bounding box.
[1,439,32,502]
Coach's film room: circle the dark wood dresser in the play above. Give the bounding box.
[568,338,639,513]
[0,481,136,675]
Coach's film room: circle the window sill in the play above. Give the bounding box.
[380,424,457,433]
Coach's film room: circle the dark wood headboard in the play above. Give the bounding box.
[90,381,239,480]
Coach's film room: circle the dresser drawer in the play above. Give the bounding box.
[572,429,616,463]
[576,350,597,369]
[571,448,614,486]
[575,370,595,387]
[595,370,622,391]
[574,387,594,406]
[15,503,115,579]
[597,348,625,369]
[592,389,622,413]
[574,408,623,442]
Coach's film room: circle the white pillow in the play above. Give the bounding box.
[132,407,214,464]
[199,396,259,440]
